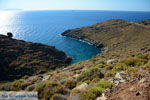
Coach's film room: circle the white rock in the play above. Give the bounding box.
[42,75,51,81]
[114,72,130,84]
[96,93,107,100]
[106,59,116,64]
[74,74,80,78]
[74,83,88,90]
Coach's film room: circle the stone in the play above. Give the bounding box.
[106,59,116,64]
[42,75,51,81]
[96,93,107,100]
[113,72,130,84]
[73,83,88,91]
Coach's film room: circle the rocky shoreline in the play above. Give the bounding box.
[61,30,104,49]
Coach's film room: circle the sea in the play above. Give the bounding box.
[0,10,150,63]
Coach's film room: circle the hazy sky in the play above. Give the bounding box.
[0,0,150,11]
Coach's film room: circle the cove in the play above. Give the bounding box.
[0,10,150,63]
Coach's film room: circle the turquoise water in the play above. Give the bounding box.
[0,10,150,63]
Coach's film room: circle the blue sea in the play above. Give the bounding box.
[0,10,150,63]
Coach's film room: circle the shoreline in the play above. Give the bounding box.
[61,33,106,53]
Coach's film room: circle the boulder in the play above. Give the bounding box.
[73,83,88,91]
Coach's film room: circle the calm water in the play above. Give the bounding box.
[0,10,150,63]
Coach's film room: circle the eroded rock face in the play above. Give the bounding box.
[0,34,71,81]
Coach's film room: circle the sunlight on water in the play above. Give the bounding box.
[0,11,18,35]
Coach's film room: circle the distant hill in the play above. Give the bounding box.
[0,34,71,81]
[62,19,150,59]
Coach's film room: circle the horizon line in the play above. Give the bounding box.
[0,9,150,12]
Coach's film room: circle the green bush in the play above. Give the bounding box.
[35,81,64,100]
[79,80,113,100]
[10,80,23,91]
[105,71,115,77]
[95,80,114,89]
[95,64,107,68]
[143,60,150,69]
[80,86,105,100]
[77,67,104,82]
[126,67,138,76]
[112,63,130,72]
[120,58,147,67]
[70,89,83,96]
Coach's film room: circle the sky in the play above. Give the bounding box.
[0,0,150,11]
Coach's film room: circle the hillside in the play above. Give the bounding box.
[0,34,71,81]
[0,20,150,100]
[62,19,150,60]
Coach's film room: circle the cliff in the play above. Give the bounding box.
[0,34,71,81]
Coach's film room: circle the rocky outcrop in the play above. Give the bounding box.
[0,34,71,81]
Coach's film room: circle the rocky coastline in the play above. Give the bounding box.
[61,30,104,48]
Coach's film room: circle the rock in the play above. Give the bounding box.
[96,93,107,100]
[73,74,80,78]
[69,94,81,100]
[42,75,51,81]
[106,59,116,64]
[73,83,88,91]
[113,72,130,84]
[65,56,72,63]
[27,76,42,82]
[139,78,146,83]
[25,84,36,91]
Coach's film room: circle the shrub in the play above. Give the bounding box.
[70,89,83,96]
[112,63,130,72]
[10,80,23,91]
[51,94,64,100]
[77,67,104,82]
[80,86,105,100]
[95,64,107,68]
[64,80,76,89]
[7,32,13,38]
[142,60,150,70]
[90,78,100,84]
[35,81,64,100]
[10,81,23,91]
[126,67,138,76]
[95,80,114,89]
[77,80,114,100]
[105,71,115,77]
[120,58,147,67]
